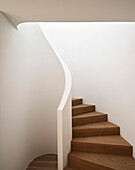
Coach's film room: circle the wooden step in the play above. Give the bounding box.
[73,112,107,126]
[73,121,120,137]
[72,98,83,106]
[27,154,57,170]
[72,104,95,116]
[27,168,57,170]
[72,135,132,156]
[64,165,77,170]
[69,151,135,170]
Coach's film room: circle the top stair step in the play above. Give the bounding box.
[72,98,83,106]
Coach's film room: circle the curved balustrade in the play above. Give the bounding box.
[40,24,72,170]
[57,57,72,170]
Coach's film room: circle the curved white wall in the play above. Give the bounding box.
[41,22,135,157]
[0,13,64,170]
[57,60,72,170]
[40,24,72,170]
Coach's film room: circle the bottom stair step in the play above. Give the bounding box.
[27,168,57,170]
[69,151,135,170]
[27,154,57,170]
[64,166,77,170]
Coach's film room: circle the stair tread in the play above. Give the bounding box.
[73,121,119,130]
[33,154,57,162]
[72,135,131,146]
[72,98,82,101]
[28,167,57,169]
[64,166,77,170]
[72,104,94,109]
[69,151,135,170]
[27,154,57,170]
[27,167,57,170]
[73,112,106,119]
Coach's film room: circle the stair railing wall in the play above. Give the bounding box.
[39,24,72,170]
[57,58,72,170]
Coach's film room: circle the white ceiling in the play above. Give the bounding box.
[0,0,135,27]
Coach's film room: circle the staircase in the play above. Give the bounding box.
[65,98,135,170]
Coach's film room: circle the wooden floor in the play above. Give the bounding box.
[27,154,57,170]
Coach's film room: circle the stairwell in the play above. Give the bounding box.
[27,98,135,170]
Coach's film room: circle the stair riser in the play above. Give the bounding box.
[73,127,120,137]
[69,155,113,170]
[72,106,95,116]
[71,143,132,156]
[73,115,107,127]
[72,99,83,106]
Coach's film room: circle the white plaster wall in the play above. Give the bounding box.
[40,24,72,170]
[0,13,64,170]
[41,22,135,157]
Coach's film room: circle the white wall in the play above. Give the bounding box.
[41,22,135,157]
[0,13,64,170]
